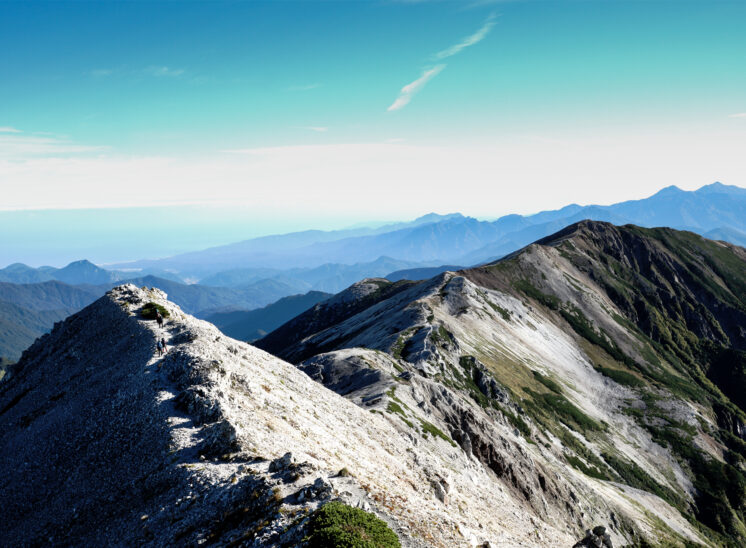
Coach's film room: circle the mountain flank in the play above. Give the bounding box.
[258,220,746,546]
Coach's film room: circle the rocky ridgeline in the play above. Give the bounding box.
[255,224,740,546]
[1,284,586,547]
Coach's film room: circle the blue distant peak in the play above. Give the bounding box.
[414,213,464,223]
[653,185,684,197]
[695,182,746,195]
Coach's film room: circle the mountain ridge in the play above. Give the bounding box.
[257,220,746,545]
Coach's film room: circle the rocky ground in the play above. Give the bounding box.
[2,284,582,547]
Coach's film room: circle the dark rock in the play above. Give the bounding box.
[573,525,613,548]
[200,420,237,457]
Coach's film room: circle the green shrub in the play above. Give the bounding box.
[560,305,636,368]
[566,454,609,480]
[595,366,645,388]
[601,452,683,510]
[525,388,604,433]
[305,501,401,548]
[499,405,532,437]
[513,280,561,310]
[141,302,170,320]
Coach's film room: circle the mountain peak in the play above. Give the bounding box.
[413,212,464,224]
[695,181,746,195]
[652,184,684,197]
[62,259,99,269]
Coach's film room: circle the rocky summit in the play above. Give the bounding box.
[2,220,746,547]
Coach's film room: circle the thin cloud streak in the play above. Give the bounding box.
[296,126,329,132]
[145,66,185,77]
[387,13,495,111]
[434,13,497,59]
[387,65,445,111]
[0,126,22,133]
[730,113,746,118]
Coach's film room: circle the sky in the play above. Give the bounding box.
[2,0,746,265]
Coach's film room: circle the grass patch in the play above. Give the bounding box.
[532,370,563,393]
[525,388,604,433]
[391,328,416,359]
[560,304,636,368]
[513,279,561,310]
[304,501,401,548]
[498,404,532,437]
[595,365,645,388]
[566,454,609,480]
[485,299,511,321]
[386,401,414,429]
[417,417,456,447]
[429,324,452,346]
[601,452,685,511]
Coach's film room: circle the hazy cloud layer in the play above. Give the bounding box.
[0,134,105,157]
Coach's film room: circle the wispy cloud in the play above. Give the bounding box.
[286,83,321,91]
[295,126,329,132]
[387,14,496,111]
[434,13,497,59]
[387,65,445,111]
[91,69,114,77]
[145,66,185,77]
[0,126,21,133]
[729,113,746,119]
[0,134,106,157]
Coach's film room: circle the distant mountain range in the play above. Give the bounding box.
[106,182,746,283]
[2,182,746,360]
[0,281,101,360]
[0,273,331,360]
[205,290,331,342]
[0,260,124,285]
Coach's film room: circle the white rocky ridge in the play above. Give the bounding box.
[257,225,733,546]
[2,283,582,546]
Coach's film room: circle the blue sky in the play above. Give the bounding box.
[2,1,746,264]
